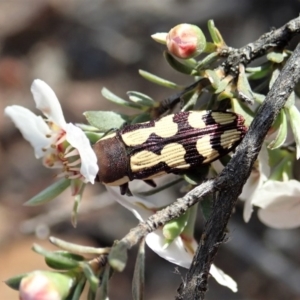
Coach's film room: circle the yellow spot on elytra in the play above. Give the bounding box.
[130,143,189,172]
[220,129,241,148]
[196,135,220,163]
[122,115,178,146]
[187,111,206,129]
[211,112,235,125]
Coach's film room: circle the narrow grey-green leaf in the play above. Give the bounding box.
[196,52,218,71]
[81,262,99,292]
[268,109,288,149]
[84,111,130,131]
[5,274,27,290]
[32,244,80,270]
[127,91,155,107]
[132,239,145,300]
[67,276,86,300]
[237,69,255,104]
[207,20,224,46]
[108,241,128,272]
[85,132,105,144]
[138,70,182,89]
[97,265,111,300]
[205,69,220,90]
[131,112,151,124]
[164,51,196,75]
[246,62,272,80]
[101,87,142,110]
[231,98,254,127]
[24,178,71,206]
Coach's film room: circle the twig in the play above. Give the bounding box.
[176,41,300,299]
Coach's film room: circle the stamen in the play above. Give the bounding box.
[65,144,73,154]
[68,167,80,172]
[64,148,80,158]
[45,134,52,138]
[67,158,81,167]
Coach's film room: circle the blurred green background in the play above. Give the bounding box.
[1,1,300,299]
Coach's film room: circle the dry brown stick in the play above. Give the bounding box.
[176,41,300,300]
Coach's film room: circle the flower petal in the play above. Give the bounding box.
[145,230,194,268]
[5,105,51,158]
[31,79,66,128]
[64,123,98,183]
[253,180,300,228]
[210,264,238,292]
[241,145,270,222]
[252,180,300,208]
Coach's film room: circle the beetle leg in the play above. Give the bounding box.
[120,183,132,196]
[143,179,157,187]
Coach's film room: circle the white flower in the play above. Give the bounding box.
[240,145,270,222]
[5,79,98,185]
[252,179,300,229]
[107,178,237,292]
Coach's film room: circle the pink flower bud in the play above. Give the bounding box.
[166,24,206,59]
[19,271,75,300]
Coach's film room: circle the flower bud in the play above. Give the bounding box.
[19,271,75,300]
[166,24,206,59]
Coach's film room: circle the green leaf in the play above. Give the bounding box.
[97,265,111,300]
[49,237,111,256]
[66,276,86,300]
[162,211,189,247]
[267,51,285,63]
[207,20,224,46]
[24,178,71,206]
[195,52,219,71]
[205,69,220,90]
[131,112,151,124]
[286,105,300,159]
[231,98,254,127]
[269,155,293,181]
[84,111,130,131]
[85,132,104,144]
[138,70,182,89]
[81,263,99,293]
[246,62,272,80]
[132,239,145,300]
[164,51,196,75]
[108,241,128,272]
[32,244,80,270]
[237,68,255,104]
[284,91,295,109]
[5,273,27,290]
[127,91,155,107]
[268,109,288,149]
[101,87,142,110]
